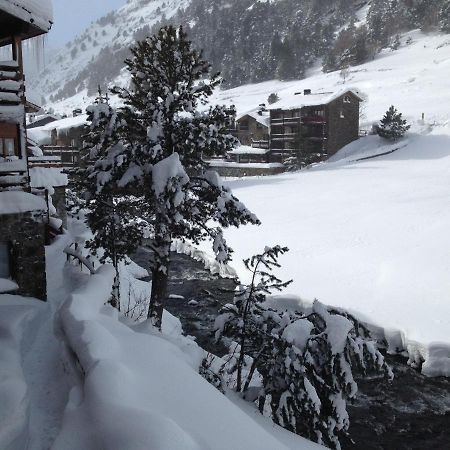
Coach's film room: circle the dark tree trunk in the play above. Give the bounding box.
[148,238,171,330]
[148,266,169,329]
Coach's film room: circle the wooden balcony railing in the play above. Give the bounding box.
[0,62,24,107]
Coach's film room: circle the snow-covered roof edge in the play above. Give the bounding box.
[236,110,270,127]
[0,0,53,34]
[0,190,46,214]
[270,87,364,111]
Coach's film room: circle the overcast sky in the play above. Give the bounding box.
[48,0,127,48]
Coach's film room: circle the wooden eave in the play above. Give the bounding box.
[0,9,47,43]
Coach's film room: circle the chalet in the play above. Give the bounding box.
[27,112,60,129]
[269,88,362,162]
[232,106,270,148]
[0,0,53,300]
[27,115,86,168]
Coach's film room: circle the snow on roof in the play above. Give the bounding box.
[228,145,270,155]
[237,109,270,128]
[30,167,68,188]
[37,113,87,132]
[0,0,53,33]
[269,87,363,111]
[0,190,46,214]
[27,127,51,146]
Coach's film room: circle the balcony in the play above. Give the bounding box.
[0,62,25,122]
[251,139,269,149]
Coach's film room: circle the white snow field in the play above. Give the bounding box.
[0,226,323,450]
[209,125,450,377]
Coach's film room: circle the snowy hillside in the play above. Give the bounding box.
[28,0,190,104]
[41,27,450,132]
[210,29,450,127]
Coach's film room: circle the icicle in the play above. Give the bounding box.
[23,35,47,76]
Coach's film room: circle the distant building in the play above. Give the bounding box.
[27,115,87,168]
[27,113,60,129]
[216,88,362,176]
[269,89,362,162]
[233,106,270,148]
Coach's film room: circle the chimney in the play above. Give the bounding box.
[304,89,312,95]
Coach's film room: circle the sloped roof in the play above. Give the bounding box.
[236,110,270,128]
[0,0,53,34]
[269,88,363,111]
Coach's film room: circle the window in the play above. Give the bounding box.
[0,242,11,278]
[0,123,19,158]
[312,109,325,117]
[0,137,16,157]
[344,95,351,104]
[3,138,15,156]
[340,109,345,119]
[239,120,249,131]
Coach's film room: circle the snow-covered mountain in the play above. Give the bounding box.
[28,0,190,106]
[30,0,367,110]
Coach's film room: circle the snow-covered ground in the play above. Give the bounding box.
[0,223,323,449]
[207,124,450,377]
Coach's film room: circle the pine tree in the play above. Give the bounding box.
[267,93,279,104]
[439,0,450,32]
[71,89,142,309]
[376,105,411,140]
[95,26,259,328]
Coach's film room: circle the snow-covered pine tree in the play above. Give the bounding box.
[213,246,393,449]
[99,26,260,328]
[71,89,142,309]
[439,0,450,32]
[376,105,411,140]
[267,93,279,104]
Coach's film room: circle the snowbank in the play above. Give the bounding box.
[0,278,19,293]
[30,167,68,188]
[171,239,237,278]
[56,264,321,449]
[0,295,43,449]
[0,191,46,214]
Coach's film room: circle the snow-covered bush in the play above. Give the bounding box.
[212,246,393,449]
[376,105,411,140]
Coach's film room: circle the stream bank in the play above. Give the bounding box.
[131,247,450,450]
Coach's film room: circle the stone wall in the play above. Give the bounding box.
[326,93,360,156]
[0,211,47,300]
[209,164,285,178]
[236,116,269,146]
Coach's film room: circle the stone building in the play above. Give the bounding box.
[269,89,362,162]
[0,0,53,300]
[232,108,270,148]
